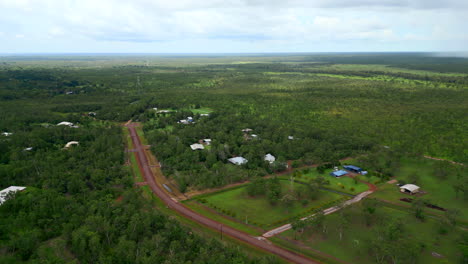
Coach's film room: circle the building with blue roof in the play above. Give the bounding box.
[330,170,348,177]
[343,165,363,173]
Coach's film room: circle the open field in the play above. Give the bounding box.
[370,157,468,220]
[279,203,465,264]
[192,182,345,228]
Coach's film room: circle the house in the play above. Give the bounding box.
[64,141,79,149]
[88,112,97,117]
[251,134,258,139]
[23,147,33,151]
[1,132,13,136]
[241,128,253,133]
[400,184,420,194]
[0,186,26,205]
[203,139,212,145]
[200,114,210,117]
[179,119,189,124]
[343,165,363,173]
[330,170,348,177]
[288,136,294,140]
[57,121,74,127]
[228,157,248,165]
[190,143,205,150]
[264,153,276,163]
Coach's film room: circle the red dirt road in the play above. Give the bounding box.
[127,122,320,264]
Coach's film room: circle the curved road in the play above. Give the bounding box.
[127,123,320,264]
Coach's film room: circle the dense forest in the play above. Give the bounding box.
[0,53,467,263]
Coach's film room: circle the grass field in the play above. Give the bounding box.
[288,169,371,194]
[188,107,214,114]
[198,182,345,228]
[370,157,467,220]
[280,203,465,264]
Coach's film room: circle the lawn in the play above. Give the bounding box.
[280,204,465,264]
[198,182,345,228]
[290,169,371,194]
[188,107,214,115]
[370,157,468,221]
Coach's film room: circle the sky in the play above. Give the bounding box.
[0,0,467,53]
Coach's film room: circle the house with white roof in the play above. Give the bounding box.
[264,153,276,163]
[57,121,74,126]
[228,157,248,165]
[64,141,79,149]
[0,186,26,205]
[2,132,13,136]
[203,139,212,145]
[190,143,205,150]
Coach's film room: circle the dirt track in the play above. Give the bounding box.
[127,122,320,264]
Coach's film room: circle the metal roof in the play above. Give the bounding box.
[264,153,276,163]
[344,165,362,171]
[401,184,420,192]
[0,186,26,205]
[228,157,248,165]
[330,170,348,177]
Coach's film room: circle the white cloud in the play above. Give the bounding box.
[0,0,467,52]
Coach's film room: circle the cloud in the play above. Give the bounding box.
[0,0,467,52]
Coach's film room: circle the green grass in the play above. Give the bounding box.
[280,204,466,264]
[370,157,467,221]
[200,182,344,228]
[188,107,214,114]
[184,200,261,235]
[292,169,370,194]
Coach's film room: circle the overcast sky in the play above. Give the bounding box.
[0,0,467,53]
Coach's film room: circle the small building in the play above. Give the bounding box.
[64,141,79,149]
[330,170,348,177]
[200,114,210,117]
[57,121,74,127]
[23,147,33,151]
[264,153,276,163]
[88,112,97,117]
[0,186,26,205]
[228,157,248,165]
[288,136,294,140]
[203,139,212,145]
[400,184,420,194]
[241,128,253,133]
[190,143,205,150]
[2,132,13,136]
[251,134,258,139]
[343,165,363,173]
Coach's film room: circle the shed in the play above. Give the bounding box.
[400,184,420,194]
[190,143,205,150]
[228,157,248,165]
[343,165,363,173]
[330,170,348,177]
[264,153,276,163]
[0,186,26,205]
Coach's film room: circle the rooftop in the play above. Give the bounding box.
[0,186,26,205]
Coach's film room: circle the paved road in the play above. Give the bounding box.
[127,123,320,264]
